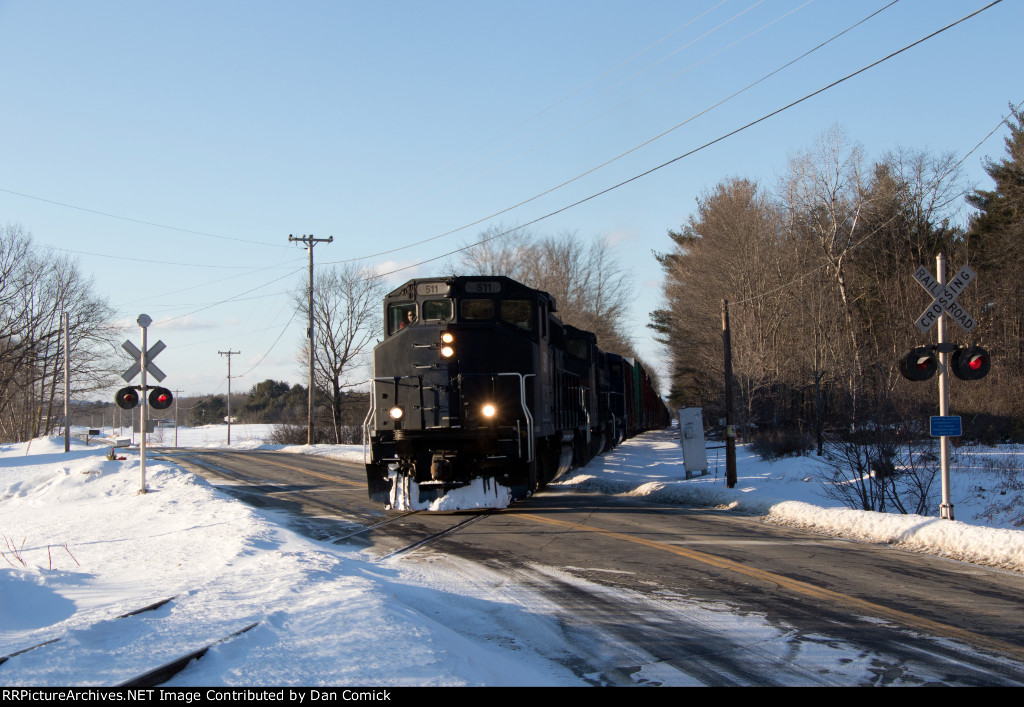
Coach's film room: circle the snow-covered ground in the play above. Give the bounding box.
[2,424,1022,686]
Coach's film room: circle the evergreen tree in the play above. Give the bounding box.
[967,104,1024,254]
[965,102,1024,418]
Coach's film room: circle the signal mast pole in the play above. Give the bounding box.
[288,233,333,445]
[936,253,953,521]
[139,315,152,493]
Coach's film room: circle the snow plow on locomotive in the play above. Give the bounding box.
[363,276,669,510]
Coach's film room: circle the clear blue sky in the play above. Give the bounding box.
[0,0,1019,399]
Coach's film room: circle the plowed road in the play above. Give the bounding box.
[158,447,1024,686]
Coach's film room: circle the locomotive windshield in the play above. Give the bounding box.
[422,300,452,321]
[461,299,494,320]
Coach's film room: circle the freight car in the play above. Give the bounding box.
[363,276,669,510]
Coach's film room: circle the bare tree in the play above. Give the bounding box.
[815,427,939,515]
[453,228,637,354]
[780,126,868,423]
[0,223,120,442]
[652,133,969,454]
[294,262,388,443]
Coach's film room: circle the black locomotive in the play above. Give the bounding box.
[363,276,670,510]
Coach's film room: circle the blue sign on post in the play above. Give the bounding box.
[930,416,962,437]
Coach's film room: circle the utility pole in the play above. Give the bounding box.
[219,350,240,445]
[288,233,333,444]
[722,300,737,488]
[63,312,70,453]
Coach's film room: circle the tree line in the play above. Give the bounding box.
[651,107,1024,449]
[0,224,120,443]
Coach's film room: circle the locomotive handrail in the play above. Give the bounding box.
[579,387,591,444]
[363,375,426,464]
[501,372,535,463]
[362,391,375,464]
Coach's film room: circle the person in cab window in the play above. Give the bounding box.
[400,310,415,329]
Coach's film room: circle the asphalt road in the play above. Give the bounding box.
[157,447,1024,686]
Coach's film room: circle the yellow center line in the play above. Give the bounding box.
[217,451,367,488]
[514,512,1024,663]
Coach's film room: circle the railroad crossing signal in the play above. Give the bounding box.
[119,314,171,496]
[121,339,167,383]
[113,385,174,410]
[913,263,976,333]
[906,256,984,522]
[898,344,990,382]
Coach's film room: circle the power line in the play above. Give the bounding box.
[40,243,287,269]
[399,0,779,207]
[113,259,305,309]
[235,309,300,380]
[0,186,290,249]
[153,266,306,326]
[412,0,824,224]
[323,0,904,267]
[370,0,1003,278]
[729,95,1024,307]
[370,1,733,208]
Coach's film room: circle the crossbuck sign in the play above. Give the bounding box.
[913,263,976,334]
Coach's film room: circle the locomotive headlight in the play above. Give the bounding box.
[389,406,404,420]
[482,404,496,418]
[440,332,455,358]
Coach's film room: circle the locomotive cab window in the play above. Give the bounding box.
[461,299,494,320]
[567,339,589,361]
[388,303,417,334]
[501,299,533,331]
[422,300,453,321]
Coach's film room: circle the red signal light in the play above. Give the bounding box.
[951,346,990,380]
[115,386,140,409]
[898,347,937,382]
[148,387,174,410]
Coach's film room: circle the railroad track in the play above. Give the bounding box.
[0,597,176,666]
[117,622,259,688]
[3,453,497,687]
[2,594,260,687]
[379,511,495,560]
[160,450,493,555]
[157,451,414,534]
